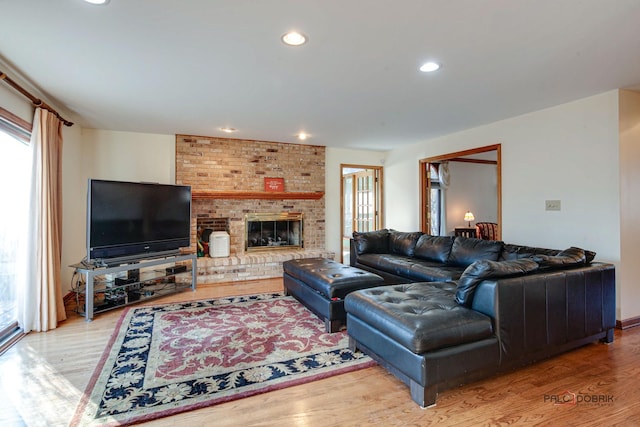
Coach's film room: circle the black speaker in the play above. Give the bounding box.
[166,265,187,275]
[127,268,140,282]
[115,277,137,287]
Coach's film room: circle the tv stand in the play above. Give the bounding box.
[71,253,197,321]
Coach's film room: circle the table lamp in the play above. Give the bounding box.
[464,211,475,227]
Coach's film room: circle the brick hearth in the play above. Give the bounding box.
[197,249,334,283]
[176,134,329,284]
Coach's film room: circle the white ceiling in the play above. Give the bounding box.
[1,0,640,151]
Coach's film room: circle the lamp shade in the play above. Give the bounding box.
[464,211,475,228]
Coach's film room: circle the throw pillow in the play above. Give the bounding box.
[389,230,423,257]
[531,246,587,269]
[455,259,539,307]
[500,244,557,261]
[352,229,390,255]
[585,249,596,263]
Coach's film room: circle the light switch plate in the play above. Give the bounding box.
[545,200,561,211]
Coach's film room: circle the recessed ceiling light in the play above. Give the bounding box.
[419,62,441,72]
[281,31,308,46]
[219,127,237,133]
[84,0,110,5]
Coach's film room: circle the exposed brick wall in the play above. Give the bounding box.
[197,217,230,233]
[176,135,326,255]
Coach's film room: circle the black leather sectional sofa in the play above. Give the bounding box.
[345,229,616,407]
[349,229,598,285]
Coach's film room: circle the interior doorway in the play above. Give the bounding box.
[340,165,383,264]
[419,144,501,238]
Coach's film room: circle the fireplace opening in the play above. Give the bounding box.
[246,213,303,251]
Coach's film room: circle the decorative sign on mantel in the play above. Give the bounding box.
[264,177,285,192]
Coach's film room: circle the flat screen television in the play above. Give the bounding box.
[87,179,192,265]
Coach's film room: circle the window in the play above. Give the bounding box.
[0,109,31,352]
[428,164,442,235]
[430,182,442,235]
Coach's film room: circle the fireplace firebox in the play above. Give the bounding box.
[245,213,303,251]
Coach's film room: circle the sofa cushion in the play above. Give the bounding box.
[357,253,464,282]
[448,237,504,267]
[356,253,414,276]
[455,259,539,307]
[389,230,423,257]
[357,254,429,277]
[414,235,455,263]
[407,263,465,282]
[345,282,494,354]
[353,229,390,254]
[531,246,587,269]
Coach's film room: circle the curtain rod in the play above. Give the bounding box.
[0,70,74,127]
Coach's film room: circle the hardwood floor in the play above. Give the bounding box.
[1,278,639,426]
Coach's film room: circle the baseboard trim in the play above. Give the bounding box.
[616,316,640,330]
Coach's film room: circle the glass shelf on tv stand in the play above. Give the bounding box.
[71,253,197,321]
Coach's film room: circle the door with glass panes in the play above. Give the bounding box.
[341,166,383,264]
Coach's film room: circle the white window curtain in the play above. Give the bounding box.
[438,162,450,236]
[18,108,67,332]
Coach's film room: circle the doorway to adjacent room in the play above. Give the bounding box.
[340,165,383,264]
[419,144,501,239]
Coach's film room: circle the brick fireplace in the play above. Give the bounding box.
[176,135,334,284]
[245,212,303,251]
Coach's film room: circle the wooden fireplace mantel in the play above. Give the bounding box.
[192,190,325,200]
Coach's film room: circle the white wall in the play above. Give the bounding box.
[385,91,625,319]
[60,129,175,291]
[387,91,620,259]
[618,90,640,321]
[60,123,84,290]
[325,147,386,261]
[80,129,175,183]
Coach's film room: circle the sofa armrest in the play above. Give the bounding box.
[350,238,357,266]
[471,263,616,363]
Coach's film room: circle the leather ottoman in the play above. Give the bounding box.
[283,258,385,332]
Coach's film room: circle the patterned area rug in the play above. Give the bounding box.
[71,293,373,426]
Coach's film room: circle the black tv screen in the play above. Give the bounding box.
[87,179,192,263]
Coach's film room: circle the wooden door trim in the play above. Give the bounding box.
[340,164,384,263]
[419,144,501,239]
